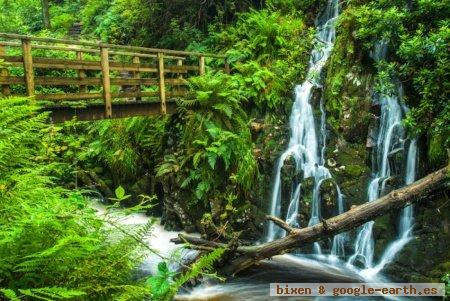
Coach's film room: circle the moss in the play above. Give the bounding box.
[344,164,365,177]
[428,132,448,168]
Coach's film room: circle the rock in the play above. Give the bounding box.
[327,158,337,167]
[250,121,265,133]
[319,179,340,219]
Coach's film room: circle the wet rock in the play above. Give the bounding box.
[366,117,378,149]
[374,192,450,282]
[298,177,314,227]
[388,146,405,177]
[319,178,339,219]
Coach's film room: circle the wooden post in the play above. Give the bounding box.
[199,56,205,76]
[176,59,183,95]
[133,56,141,101]
[224,58,231,75]
[21,39,35,97]
[100,46,112,118]
[0,44,11,96]
[177,59,184,80]
[76,51,87,93]
[158,52,166,114]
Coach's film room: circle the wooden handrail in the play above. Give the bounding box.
[0,42,187,60]
[0,32,226,58]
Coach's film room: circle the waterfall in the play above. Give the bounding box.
[266,0,343,257]
[348,40,418,275]
[360,140,418,277]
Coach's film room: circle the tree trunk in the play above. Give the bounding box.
[41,0,51,30]
[171,166,449,275]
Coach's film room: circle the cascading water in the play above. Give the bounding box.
[360,140,418,277]
[347,40,418,276]
[266,0,345,257]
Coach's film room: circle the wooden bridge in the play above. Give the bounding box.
[0,33,229,122]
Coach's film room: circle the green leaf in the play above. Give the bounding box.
[115,186,126,199]
[158,262,169,274]
[0,289,19,301]
[193,151,203,168]
[207,152,218,169]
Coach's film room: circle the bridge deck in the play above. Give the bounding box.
[0,33,229,122]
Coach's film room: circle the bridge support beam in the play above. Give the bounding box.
[21,39,35,97]
[100,45,112,118]
[199,56,205,75]
[158,52,166,114]
[0,44,10,96]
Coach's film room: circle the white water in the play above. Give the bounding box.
[347,41,418,276]
[92,202,194,275]
[360,140,418,278]
[267,0,344,259]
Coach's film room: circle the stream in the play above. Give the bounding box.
[94,203,436,301]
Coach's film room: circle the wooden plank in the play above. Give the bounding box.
[133,56,141,101]
[21,39,35,97]
[0,44,11,96]
[111,91,159,98]
[110,50,185,60]
[0,42,185,60]
[35,91,165,101]
[46,101,178,122]
[0,41,21,47]
[0,76,187,87]
[0,55,195,73]
[0,33,226,58]
[36,93,102,101]
[225,58,231,74]
[176,59,184,95]
[199,56,205,75]
[158,52,166,114]
[0,76,25,84]
[76,51,87,93]
[100,46,112,118]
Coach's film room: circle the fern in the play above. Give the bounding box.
[173,248,225,290]
[146,248,225,301]
[17,287,86,300]
[0,98,153,300]
[0,289,20,301]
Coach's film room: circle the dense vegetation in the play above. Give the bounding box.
[0,0,448,299]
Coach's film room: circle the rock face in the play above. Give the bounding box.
[384,192,450,283]
[318,29,450,282]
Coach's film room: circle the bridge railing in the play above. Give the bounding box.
[0,32,229,118]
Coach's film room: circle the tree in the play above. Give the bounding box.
[41,0,51,29]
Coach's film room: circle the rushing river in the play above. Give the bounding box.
[94,203,437,300]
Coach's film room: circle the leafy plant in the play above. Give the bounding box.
[0,97,152,300]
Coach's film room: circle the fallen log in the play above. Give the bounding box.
[172,166,449,275]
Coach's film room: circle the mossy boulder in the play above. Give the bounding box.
[383,193,450,282]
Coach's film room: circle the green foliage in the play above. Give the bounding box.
[0,97,153,300]
[212,9,314,110]
[0,0,42,33]
[80,116,169,185]
[158,73,257,209]
[325,0,449,165]
[80,0,260,48]
[146,248,225,301]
